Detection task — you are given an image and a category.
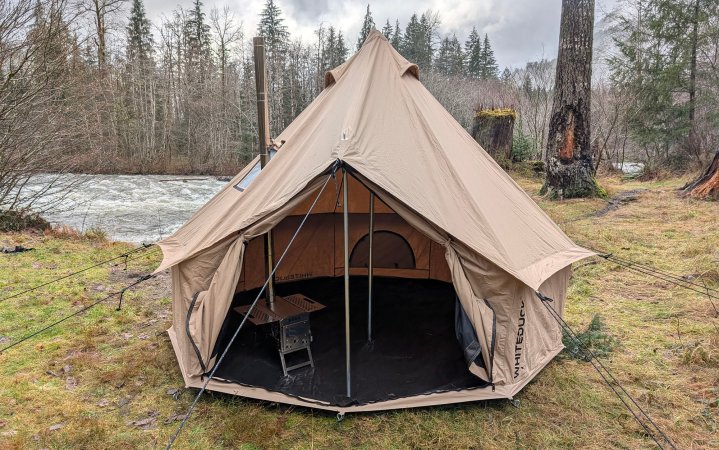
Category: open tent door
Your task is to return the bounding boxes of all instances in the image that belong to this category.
[207,170,492,406]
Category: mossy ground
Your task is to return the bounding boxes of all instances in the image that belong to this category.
[0,172,717,449]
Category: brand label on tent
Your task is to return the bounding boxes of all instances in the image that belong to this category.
[276,272,314,282]
[513,300,526,379]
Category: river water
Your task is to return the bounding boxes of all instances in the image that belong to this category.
[22,174,228,243]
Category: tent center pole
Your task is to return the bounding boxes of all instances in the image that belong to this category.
[253,36,275,309]
[343,168,351,398]
[367,192,374,343]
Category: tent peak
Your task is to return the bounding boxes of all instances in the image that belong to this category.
[324,28,419,88]
[365,28,386,43]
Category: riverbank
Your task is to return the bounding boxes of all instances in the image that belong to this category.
[0,172,717,448]
[69,153,250,177]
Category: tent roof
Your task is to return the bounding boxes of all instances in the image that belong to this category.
[157,29,593,289]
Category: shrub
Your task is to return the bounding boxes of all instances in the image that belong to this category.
[562,314,617,361]
[512,130,536,162]
[44,225,108,242]
[0,210,51,232]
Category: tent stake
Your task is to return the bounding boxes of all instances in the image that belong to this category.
[253,36,275,309]
[367,192,374,342]
[343,168,351,398]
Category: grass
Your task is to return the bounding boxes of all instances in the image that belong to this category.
[0,171,718,449]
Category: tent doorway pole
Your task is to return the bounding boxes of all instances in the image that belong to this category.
[367,192,375,343]
[253,36,275,309]
[343,167,352,398]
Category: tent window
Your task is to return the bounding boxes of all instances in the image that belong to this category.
[350,231,415,269]
[234,149,277,192]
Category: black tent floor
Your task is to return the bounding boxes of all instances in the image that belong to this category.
[212,277,488,406]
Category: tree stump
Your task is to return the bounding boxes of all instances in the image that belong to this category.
[682,151,719,199]
[470,109,515,164]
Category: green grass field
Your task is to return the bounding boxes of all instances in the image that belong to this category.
[0,171,717,449]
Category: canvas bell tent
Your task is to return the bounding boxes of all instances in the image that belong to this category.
[157,30,594,413]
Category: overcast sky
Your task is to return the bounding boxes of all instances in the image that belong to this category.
[144,0,619,69]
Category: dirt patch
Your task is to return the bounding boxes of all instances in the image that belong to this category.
[593,189,646,217]
[560,189,647,225]
[109,268,170,297]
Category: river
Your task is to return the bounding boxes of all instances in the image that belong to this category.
[22,174,228,243]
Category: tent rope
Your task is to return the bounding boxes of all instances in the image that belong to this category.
[596,254,719,315]
[0,274,154,354]
[165,169,336,449]
[573,241,719,296]
[0,243,155,304]
[535,292,677,450]
[599,253,719,295]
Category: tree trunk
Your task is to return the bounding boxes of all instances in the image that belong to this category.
[688,0,699,125]
[92,0,107,73]
[682,151,719,200]
[542,0,602,199]
[471,108,515,164]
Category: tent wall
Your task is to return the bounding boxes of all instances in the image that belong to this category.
[235,177,452,293]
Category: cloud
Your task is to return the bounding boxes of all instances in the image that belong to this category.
[283,0,332,22]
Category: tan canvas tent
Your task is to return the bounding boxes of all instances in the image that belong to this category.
[158,30,594,412]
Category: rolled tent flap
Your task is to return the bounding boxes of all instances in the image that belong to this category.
[185,237,246,377]
[446,245,496,382]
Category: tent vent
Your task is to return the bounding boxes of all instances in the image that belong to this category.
[234,149,277,192]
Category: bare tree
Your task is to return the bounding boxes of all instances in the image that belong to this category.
[519,58,555,159]
[210,6,242,89]
[0,0,84,215]
[77,0,126,73]
[591,79,629,171]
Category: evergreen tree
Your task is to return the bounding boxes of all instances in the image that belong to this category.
[609,0,712,160]
[400,12,437,71]
[465,26,481,78]
[28,1,74,78]
[336,31,348,63]
[257,0,291,134]
[419,11,440,68]
[126,0,153,63]
[356,4,375,49]
[390,19,402,48]
[381,19,393,39]
[324,26,347,69]
[435,34,463,76]
[400,14,421,61]
[436,36,451,74]
[324,26,337,71]
[501,67,512,82]
[185,0,211,74]
[479,34,498,79]
[449,34,464,75]
[258,0,289,57]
